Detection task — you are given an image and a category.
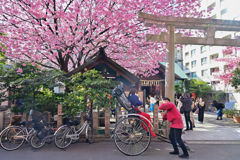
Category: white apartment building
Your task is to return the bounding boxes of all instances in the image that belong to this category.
[182,0,240,92]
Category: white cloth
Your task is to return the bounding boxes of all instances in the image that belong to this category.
[150,97,156,104]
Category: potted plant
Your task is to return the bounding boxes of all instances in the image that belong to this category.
[222,108,235,118]
[233,110,240,123]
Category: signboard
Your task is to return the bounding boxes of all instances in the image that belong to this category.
[225,102,235,110]
[57,104,63,128]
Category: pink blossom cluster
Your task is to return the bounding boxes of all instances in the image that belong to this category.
[0,0,207,77]
[214,47,240,84]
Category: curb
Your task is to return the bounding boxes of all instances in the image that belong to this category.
[184,140,240,145]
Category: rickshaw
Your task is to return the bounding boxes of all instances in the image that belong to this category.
[112,84,194,156]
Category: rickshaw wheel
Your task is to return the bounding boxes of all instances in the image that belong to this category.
[114,116,151,156]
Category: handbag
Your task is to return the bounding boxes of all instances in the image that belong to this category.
[192,105,197,112]
[194,108,199,114]
[180,106,184,114]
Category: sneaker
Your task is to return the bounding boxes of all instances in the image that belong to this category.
[178,154,189,159]
[169,151,179,155]
[184,129,189,131]
[189,129,193,131]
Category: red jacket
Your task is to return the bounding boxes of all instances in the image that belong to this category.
[159,102,184,129]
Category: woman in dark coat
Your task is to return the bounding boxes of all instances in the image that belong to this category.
[197,97,205,123]
[212,100,224,120]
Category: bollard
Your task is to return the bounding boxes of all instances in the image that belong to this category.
[0,112,5,131]
[153,104,159,133]
[105,107,110,136]
[93,112,98,135]
[57,104,63,128]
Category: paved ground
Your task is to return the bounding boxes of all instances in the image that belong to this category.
[146,111,240,143]
[0,141,240,160]
[182,112,240,142]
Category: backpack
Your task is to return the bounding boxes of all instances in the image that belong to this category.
[220,103,225,108]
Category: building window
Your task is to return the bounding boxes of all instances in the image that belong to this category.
[211,54,219,59]
[201,57,207,66]
[185,63,189,70]
[210,67,219,75]
[202,69,207,76]
[191,60,196,68]
[207,2,216,10]
[211,14,217,19]
[201,46,207,54]
[192,72,197,78]
[185,52,189,59]
[191,49,196,57]
[222,34,231,39]
[221,8,228,15]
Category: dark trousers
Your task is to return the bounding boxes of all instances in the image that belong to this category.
[184,111,192,130]
[198,107,205,122]
[217,108,223,117]
[169,128,189,156]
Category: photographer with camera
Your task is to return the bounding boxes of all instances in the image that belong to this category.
[195,97,205,123]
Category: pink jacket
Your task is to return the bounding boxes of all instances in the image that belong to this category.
[159,102,184,129]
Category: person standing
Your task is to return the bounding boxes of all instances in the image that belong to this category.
[159,98,189,159]
[196,97,205,123]
[180,93,193,131]
[149,94,156,112]
[190,99,195,127]
[211,100,224,120]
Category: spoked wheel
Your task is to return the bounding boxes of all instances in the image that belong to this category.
[30,133,45,149]
[86,123,94,144]
[54,126,73,149]
[114,117,151,156]
[0,126,26,151]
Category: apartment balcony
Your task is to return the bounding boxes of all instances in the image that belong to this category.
[210,59,218,64]
[175,56,183,62]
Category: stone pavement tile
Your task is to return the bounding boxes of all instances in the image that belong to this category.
[182,120,240,141]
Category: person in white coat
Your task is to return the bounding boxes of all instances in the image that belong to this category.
[149,94,156,112]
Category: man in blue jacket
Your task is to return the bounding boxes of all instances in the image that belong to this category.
[180,93,193,131]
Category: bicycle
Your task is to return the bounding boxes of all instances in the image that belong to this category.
[29,110,55,149]
[0,118,34,151]
[54,111,94,149]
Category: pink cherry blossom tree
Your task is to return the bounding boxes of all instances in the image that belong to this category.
[0,0,207,76]
[214,47,240,84]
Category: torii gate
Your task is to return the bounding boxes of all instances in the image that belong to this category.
[139,11,240,134]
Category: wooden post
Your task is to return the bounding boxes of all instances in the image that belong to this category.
[48,112,51,122]
[22,112,28,121]
[143,89,146,112]
[165,24,175,136]
[153,104,159,133]
[0,112,4,131]
[57,104,63,128]
[10,112,15,122]
[105,107,110,136]
[93,112,98,135]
